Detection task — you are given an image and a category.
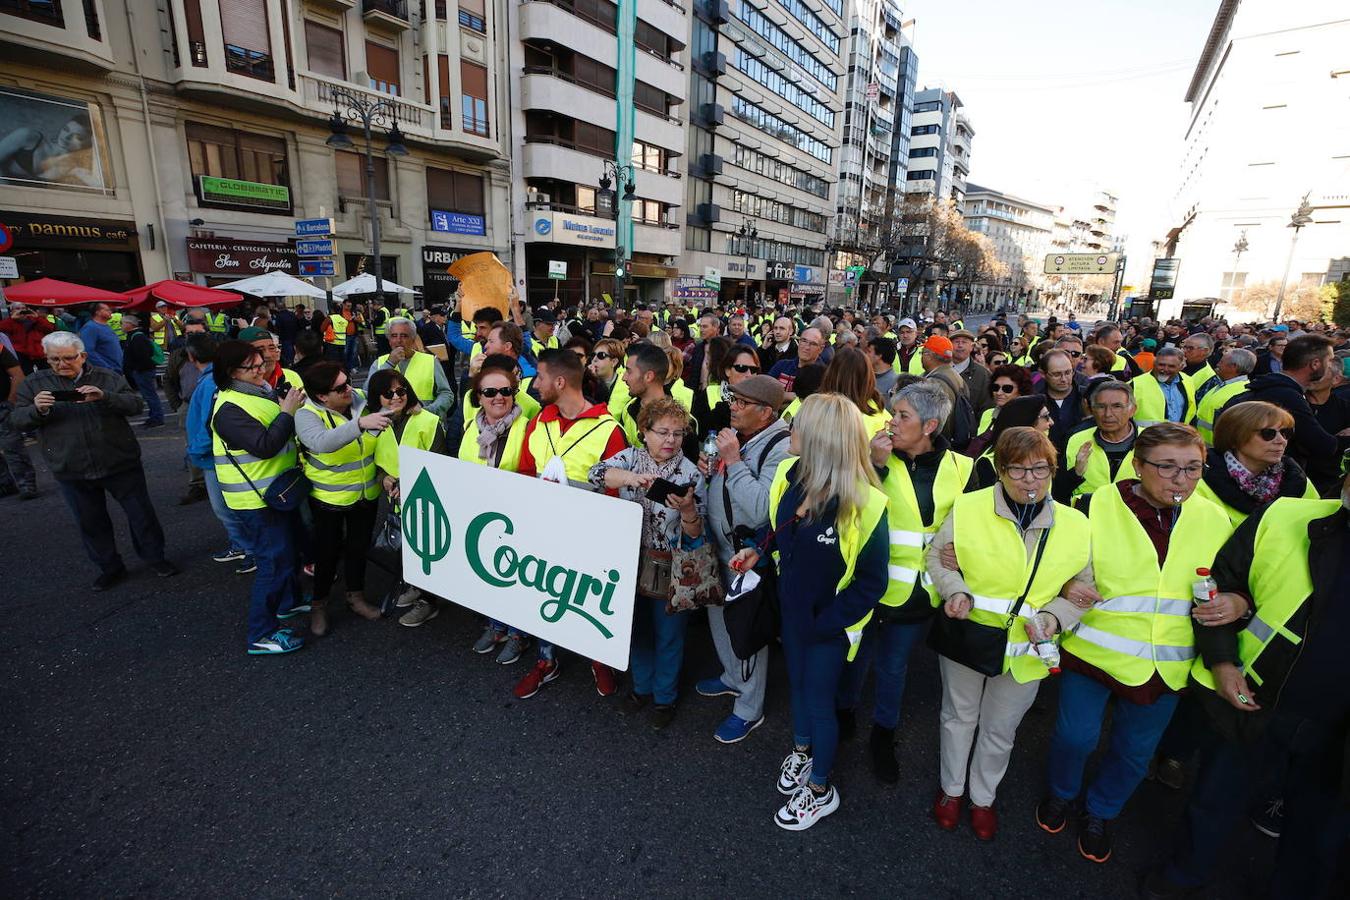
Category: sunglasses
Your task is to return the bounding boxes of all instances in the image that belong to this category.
[730,363,760,374]
[478,386,512,399]
[592,352,614,361]
[1256,427,1294,442]
[1065,350,1082,358]
[329,381,351,393]
[381,388,408,399]
[992,383,1018,394]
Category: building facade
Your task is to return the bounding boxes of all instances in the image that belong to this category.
[1,0,511,303]
[1161,0,1350,320]
[903,85,970,211]
[680,0,848,309]
[962,182,1054,309]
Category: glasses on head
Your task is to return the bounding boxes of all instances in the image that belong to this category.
[1256,427,1294,442]
[1004,463,1052,480]
[381,388,408,400]
[649,428,686,441]
[329,380,351,393]
[730,363,760,374]
[1138,458,1205,480]
[992,383,1018,394]
[478,386,512,399]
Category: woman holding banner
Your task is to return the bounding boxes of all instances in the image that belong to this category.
[730,394,889,832]
[590,397,706,728]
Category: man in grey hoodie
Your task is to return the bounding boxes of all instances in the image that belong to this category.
[697,374,792,744]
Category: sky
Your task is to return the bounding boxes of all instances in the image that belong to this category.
[904,0,1221,281]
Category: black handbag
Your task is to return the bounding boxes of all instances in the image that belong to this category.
[220,447,310,512]
[723,564,780,660]
[927,528,1050,678]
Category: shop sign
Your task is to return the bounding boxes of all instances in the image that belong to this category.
[673,275,718,301]
[527,212,616,248]
[186,237,297,275]
[199,176,291,209]
[422,245,479,298]
[765,260,795,281]
[703,267,721,288]
[431,210,486,236]
[794,265,815,284]
[0,211,138,249]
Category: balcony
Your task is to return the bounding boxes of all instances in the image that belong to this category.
[634,221,682,256]
[0,0,115,69]
[363,0,410,29]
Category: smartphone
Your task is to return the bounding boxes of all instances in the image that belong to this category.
[52,390,84,402]
[646,478,691,505]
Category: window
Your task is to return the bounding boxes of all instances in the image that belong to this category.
[457,0,484,32]
[335,149,390,201]
[735,49,835,127]
[183,0,207,66]
[1219,271,1246,302]
[220,0,273,80]
[906,169,935,180]
[304,21,345,79]
[732,95,832,163]
[2,0,65,28]
[574,120,614,156]
[778,0,838,53]
[634,81,669,117]
[634,19,675,61]
[461,61,489,136]
[427,167,484,215]
[631,140,664,174]
[914,100,941,113]
[634,200,666,225]
[909,146,937,158]
[910,123,938,135]
[738,6,837,91]
[576,185,596,213]
[366,41,400,95]
[573,55,616,96]
[436,54,451,126]
[185,122,291,211]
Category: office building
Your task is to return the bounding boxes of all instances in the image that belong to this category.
[1158,0,1350,320]
[903,85,970,210]
[962,182,1054,309]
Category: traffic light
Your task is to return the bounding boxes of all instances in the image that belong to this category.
[615,261,627,279]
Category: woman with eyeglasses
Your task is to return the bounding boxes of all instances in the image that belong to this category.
[729,394,888,831]
[977,364,1034,436]
[295,362,391,635]
[692,342,760,439]
[589,397,706,728]
[1193,400,1316,527]
[588,337,628,412]
[370,367,449,627]
[460,358,536,662]
[966,395,1053,491]
[209,340,309,656]
[1039,423,1234,865]
[926,427,1091,841]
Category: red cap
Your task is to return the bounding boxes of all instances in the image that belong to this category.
[923,335,954,359]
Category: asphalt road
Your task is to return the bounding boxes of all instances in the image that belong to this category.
[1,420,1275,898]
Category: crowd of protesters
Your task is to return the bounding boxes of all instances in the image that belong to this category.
[2,289,1347,894]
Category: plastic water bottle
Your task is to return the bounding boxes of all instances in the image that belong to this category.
[702,433,720,472]
[1192,567,1217,604]
[1033,639,1061,675]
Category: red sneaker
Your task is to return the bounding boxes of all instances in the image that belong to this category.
[970,804,998,841]
[513,658,560,699]
[932,790,963,831]
[591,661,617,697]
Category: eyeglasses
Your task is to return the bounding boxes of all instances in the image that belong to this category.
[798,338,823,348]
[45,354,83,365]
[238,360,267,372]
[1064,350,1082,358]
[478,386,512,399]
[329,381,351,393]
[730,363,760,374]
[1004,463,1052,479]
[1091,402,1130,413]
[729,397,767,409]
[992,383,1018,394]
[1138,458,1205,479]
[381,388,408,399]
[649,428,687,441]
[1256,427,1294,442]
[591,352,614,361]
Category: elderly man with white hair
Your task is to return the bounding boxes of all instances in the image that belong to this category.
[11,332,178,591]
[365,316,454,417]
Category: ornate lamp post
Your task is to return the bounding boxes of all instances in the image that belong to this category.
[1272,196,1314,322]
[738,217,758,308]
[598,159,636,303]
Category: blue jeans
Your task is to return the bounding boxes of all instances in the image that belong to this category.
[836,618,927,729]
[1164,710,1350,898]
[235,506,303,644]
[781,624,850,787]
[629,593,689,705]
[1046,669,1179,818]
[202,465,251,555]
[130,369,164,423]
[344,339,359,372]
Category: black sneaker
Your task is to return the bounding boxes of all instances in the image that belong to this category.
[1250,796,1283,838]
[150,561,180,578]
[92,567,128,592]
[836,707,856,741]
[623,692,651,715]
[870,725,899,785]
[651,704,676,730]
[1078,814,1112,863]
[1035,793,1071,834]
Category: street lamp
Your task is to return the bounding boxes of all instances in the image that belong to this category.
[738,217,758,307]
[1230,230,1249,304]
[1272,194,1315,322]
[598,159,635,302]
[326,89,409,307]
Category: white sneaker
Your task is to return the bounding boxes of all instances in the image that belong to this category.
[775,783,839,832]
[776,750,813,795]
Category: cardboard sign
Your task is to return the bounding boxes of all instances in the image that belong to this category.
[399,449,641,669]
[450,252,511,322]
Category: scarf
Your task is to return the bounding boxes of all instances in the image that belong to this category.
[475,405,523,466]
[229,379,275,399]
[631,449,688,551]
[1224,451,1284,504]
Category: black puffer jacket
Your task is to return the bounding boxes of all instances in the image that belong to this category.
[10,364,144,481]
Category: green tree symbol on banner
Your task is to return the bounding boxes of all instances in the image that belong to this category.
[403,468,451,575]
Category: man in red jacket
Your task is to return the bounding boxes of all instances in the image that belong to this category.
[0,305,55,372]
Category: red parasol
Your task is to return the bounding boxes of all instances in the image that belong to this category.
[122,280,244,311]
[1,277,130,307]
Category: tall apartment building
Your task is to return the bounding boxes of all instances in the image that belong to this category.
[903,85,970,210]
[1161,0,1350,320]
[830,0,915,306]
[962,182,1054,308]
[1,0,512,302]
[680,0,848,307]
[509,0,689,305]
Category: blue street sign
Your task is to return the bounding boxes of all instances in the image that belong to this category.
[295,238,334,257]
[431,209,486,236]
[298,259,335,277]
[295,218,334,237]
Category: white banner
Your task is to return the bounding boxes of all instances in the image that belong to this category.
[398,448,642,669]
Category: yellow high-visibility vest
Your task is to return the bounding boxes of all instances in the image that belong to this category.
[299,399,379,506]
[878,449,972,609]
[328,314,348,347]
[211,390,298,511]
[374,409,442,479]
[526,410,620,489]
[459,410,529,472]
[1133,373,1196,428]
[1065,426,1136,499]
[1195,378,1248,445]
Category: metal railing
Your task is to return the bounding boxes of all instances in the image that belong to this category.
[363,0,408,19]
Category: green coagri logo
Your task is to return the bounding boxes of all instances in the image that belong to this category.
[402,468,620,638]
